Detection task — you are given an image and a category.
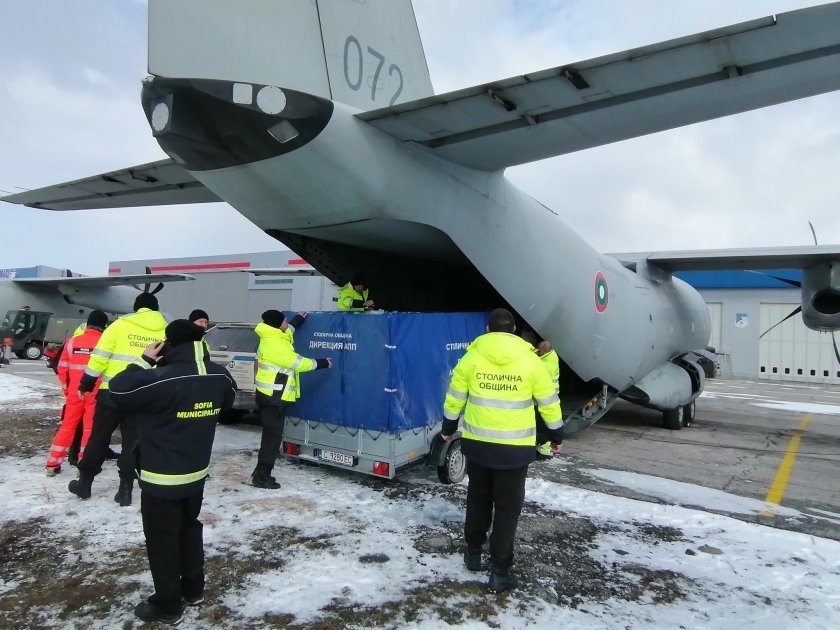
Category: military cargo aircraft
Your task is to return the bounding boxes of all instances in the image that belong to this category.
[0,269,193,358]
[4,1,840,432]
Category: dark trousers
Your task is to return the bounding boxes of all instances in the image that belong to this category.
[257,403,288,469]
[464,461,528,572]
[141,490,205,613]
[77,391,137,479]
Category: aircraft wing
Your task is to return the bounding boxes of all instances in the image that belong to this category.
[617,245,840,272]
[9,273,194,287]
[358,3,840,171]
[0,159,220,210]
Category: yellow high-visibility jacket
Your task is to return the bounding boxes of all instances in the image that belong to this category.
[254,322,320,404]
[82,308,167,390]
[540,348,560,395]
[337,283,369,312]
[443,332,562,467]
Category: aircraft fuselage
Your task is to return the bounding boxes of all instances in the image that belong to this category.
[143,77,710,394]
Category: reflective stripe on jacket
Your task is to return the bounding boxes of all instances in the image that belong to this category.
[108,341,237,499]
[337,283,368,312]
[254,322,317,404]
[83,308,166,389]
[540,348,561,395]
[443,332,563,451]
[57,328,103,393]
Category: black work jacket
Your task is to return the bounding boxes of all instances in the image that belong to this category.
[108,341,236,498]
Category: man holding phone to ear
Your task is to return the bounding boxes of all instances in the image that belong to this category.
[69,292,167,507]
[108,319,236,624]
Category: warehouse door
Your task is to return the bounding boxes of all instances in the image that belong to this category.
[706,302,722,352]
[758,303,840,384]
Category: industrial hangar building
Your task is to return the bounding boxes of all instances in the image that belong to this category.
[109,252,838,385]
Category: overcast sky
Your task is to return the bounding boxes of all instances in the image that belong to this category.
[1,0,839,275]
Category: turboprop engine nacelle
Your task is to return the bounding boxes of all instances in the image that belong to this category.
[801,261,840,331]
[58,284,136,315]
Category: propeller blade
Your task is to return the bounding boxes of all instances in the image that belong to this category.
[761,274,801,288]
[746,270,801,288]
[144,266,152,293]
[151,282,165,295]
[808,221,818,246]
[759,306,802,339]
[833,331,840,365]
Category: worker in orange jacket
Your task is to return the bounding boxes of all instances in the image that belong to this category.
[45,311,109,476]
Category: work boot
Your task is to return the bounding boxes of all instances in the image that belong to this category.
[68,473,94,500]
[134,601,183,625]
[464,547,482,572]
[45,465,61,477]
[114,477,134,507]
[251,464,281,489]
[487,569,517,594]
[182,593,204,606]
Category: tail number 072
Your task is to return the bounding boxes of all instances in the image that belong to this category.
[343,36,403,106]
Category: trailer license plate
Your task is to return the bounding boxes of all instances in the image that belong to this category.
[318,449,353,467]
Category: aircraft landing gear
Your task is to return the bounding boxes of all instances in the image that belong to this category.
[662,406,684,430]
[682,399,696,427]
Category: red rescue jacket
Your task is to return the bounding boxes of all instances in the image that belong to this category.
[57,328,104,394]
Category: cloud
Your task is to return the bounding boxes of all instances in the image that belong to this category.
[2,0,840,276]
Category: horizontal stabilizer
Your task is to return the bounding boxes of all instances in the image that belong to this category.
[10,273,194,288]
[359,2,840,170]
[1,159,220,211]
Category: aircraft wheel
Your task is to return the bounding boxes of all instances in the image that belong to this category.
[662,406,683,431]
[682,400,696,427]
[437,438,466,484]
[23,343,43,360]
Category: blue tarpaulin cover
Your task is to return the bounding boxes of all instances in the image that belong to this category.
[288,312,486,432]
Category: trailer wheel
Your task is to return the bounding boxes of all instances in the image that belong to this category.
[437,439,466,484]
[23,343,43,360]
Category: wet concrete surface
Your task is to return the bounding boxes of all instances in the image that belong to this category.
[550,377,840,540]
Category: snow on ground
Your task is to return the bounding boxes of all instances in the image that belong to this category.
[699,389,840,415]
[2,373,840,628]
[0,371,58,409]
[751,400,840,415]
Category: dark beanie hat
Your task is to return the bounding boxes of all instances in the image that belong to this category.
[134,292,159,312]
[189,309,209,322]
[262,309,286,328]
[86,310,108,329]
[165,319,205,347]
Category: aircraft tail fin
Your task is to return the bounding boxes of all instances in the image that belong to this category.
[148,0,434,111]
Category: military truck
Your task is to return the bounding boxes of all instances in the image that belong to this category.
[0,309,87,360]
